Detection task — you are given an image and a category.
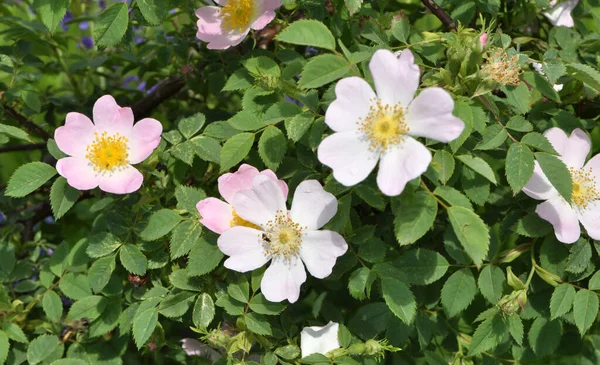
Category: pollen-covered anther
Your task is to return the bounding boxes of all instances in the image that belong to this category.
[357,98,409,152]
[570,167,599,209]
[220,0,255,32]
[261,211,305,259]
[481,48,522,86]
[85,131,129,174]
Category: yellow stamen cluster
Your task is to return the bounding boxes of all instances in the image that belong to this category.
[260,210,305,259]
[481,48,522,86]
[220,0,255,32]
[570,167,599,210]
[358,99,409,152]
[85,131,129,173]
[230,209,261,230]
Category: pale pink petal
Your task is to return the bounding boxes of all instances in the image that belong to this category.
[261,256,306,303]
[317,131,379,187]
[290,180,337,230]
[195,6,247,49]
[128,118,162,164]
[523,161,560,201]
[300,322,340,357]
[251,1,278,31]
[98,165,143,194]
[369,49,420,107]
[218,164,261,204]
[205,31,247,50]
[376,137,431,196]
[232,175,286,227]
[544,128,590,169]
[299,230,347,279]
[325,77,376,133]
[54,112,95,158]
[56,157,101,190]
[92,95,134,136]
[259,169,289,199]
[578,201,600,241]
[536,198,580,244]
[217,226,269,272]
[405,87,465,142]
[197,198,234,234]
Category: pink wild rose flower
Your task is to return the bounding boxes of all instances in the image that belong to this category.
[54,95,162,194]
[196,164,288,234]
[195,0,282,50]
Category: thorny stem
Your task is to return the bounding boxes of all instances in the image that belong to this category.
[0,143,46,153]
[420,0,457,31]
[421,179,449,209]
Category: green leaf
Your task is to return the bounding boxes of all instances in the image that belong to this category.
[222,69,254,92]
[506,143,535,194]
[34,0,70,33]
[249,293,286,315]
[506,115,533,132]
[345,0,363,16]
[215,295,245,316]
[393,191,438,245]
[0,123,32,142]
[139,209,182,241]
[565,238,591,274]
[394,249,449,285]
[299,54,351,89]
[550,283,576,320]
[136,0,167,25]
[348,267,371,300]
[88,255,115,293]
[514,212,553,237]
[187,238,224,277]
[42,290,63,321]
[159,291,196,318]
[245,312,272,335]
[59,273,92,300]
[0,331,8,365]
[242,56,280,78]
[588,271,600,290]
[431,150,455,184]
[507,314,524,346]
[381,278,416,324]
[468,315,506,355]
[67,295,107,321]
[27,335,63,365]
[227,279,250,304]
[170,140,196,165]
[191,136,221,163]
[573,289,599,335]
[433,186,472,210]
[133,307,158,349]
[475,124,507,150]
[50,358,89,365]
[355,184,386,211]
[478,265,505,304]
[391,17,410,43]
[50,177,79,220]
[447,206,490,266]
[170,220,202,259]
[6,162,57,197]
[220,132,255,172]
[93,3,129,48]
[285,112,314,142]
[2,322,27,343]
[259,126,287,171]
[175,185,206,216]
[441,268,477,317]
[522,132,557,154]
[192,293,215,329]
[457,155,497,184]
[86,232,122,258]
[88,300,121,338]
[528,317,562,357]
[566,63,600,92]
[228,110,268,132]
[119,244,147,275]
[275,20,336,50]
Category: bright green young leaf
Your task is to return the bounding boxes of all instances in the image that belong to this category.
[457,155,497,184]
[170,220,202,259]
[34,0,70,33]
[245,312,272,336]
[136,0,167,25]
[6,162,57,198]
[299,54,351,89]
[220,132,255,172]
[193,293,215,329]
[133,307,158,349]
[27,335,63,365]
[275,20,336,50]
[139,209,182,241]
[42,290,63,322]
[259,126,287,171]
[50,177,79,220]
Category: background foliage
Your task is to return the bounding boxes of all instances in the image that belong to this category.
[2,0,600,364]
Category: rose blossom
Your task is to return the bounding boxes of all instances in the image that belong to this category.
[300,321,340,358]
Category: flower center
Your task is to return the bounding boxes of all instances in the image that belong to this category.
[220,0,255,32]
[358,99,408,152]
[85,132,129,173]
[481,48,522,86]
[261,211,305,259]
[570,167,599,209]
[230,209,261,230]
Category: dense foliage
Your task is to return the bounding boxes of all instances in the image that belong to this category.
[2,0,600,364]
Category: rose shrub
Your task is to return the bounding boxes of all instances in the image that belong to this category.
[1,0,600,364]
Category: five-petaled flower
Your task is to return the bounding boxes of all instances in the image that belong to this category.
[300,321,340,358]
[196,164,288,234]
[195,0,281,50]
[54,95,162,194]
[523,128,600,244]
[544,0,579,28]
[317,49,464,196]
[217,176,348,303]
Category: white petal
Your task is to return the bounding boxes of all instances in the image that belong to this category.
[260,256,306,303]
[299,230,347,279]
[325,77,376,133]
[523,161,560,200]
[578,201,600,241]
[217,226,269,272]
[536,198,580,244]
[369,49,420,107]
[317,131,379,187]
[290,180,337,230]
[376,137,432,196]
[584,154,600,183]
[543,0,578,27]
[300,321,340,357]
[180,338,221,361]
[544,128,590,169]
[405,87,465,142]
[232,175,286,227]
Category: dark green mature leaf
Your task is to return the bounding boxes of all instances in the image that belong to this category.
[457,155,497,184]
[348,267,371,300]
[507,314,523,346]
[6,162,57,198]
[249,293,286,315]
[67,295,107,321]
[88,255,115,293]
[193,293,215,329]
[566,63,600,92]
[86,232,122,258]
[478,265,505,303]
[528,318,562,356]
[276,20,336,50]
[393,191,437,245]
[119,244,147,275]
[175,186,206,217]
[139,209,182,241]
[573,289,599,335]
[475,124,507,150]
[381,278,416,324]
[42,290,62,322]
[565,239,592,274]
[50,177,79,219]
[94,3,129,47]
[220,132,255,172]
[391,17,410,43]
[447,206,490,266]
[588,271,600,290]
[136,0,167,25]
[159,292,196,318]
[506,115,533,132]
[506,143,535,194]
[187,238,224,277]
[441,269,477,317]
[433,186,472,210]
[535,157,572,200]
[259,126,287,171]
[59,273,92,300]
[2,322,27,343]
[522,132,557,154]
[245,312,272,335]
[27,335,63,365]
[133,307,158,349]
[299,54,351,89]
[170,220,202,259]
[431,150,455,184]
[285,112,314,142]
[394,249,449,285]
[468,315,507,355]
[550,283,576,320]
[34,0,70,33]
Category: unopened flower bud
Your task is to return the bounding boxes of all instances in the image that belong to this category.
[506,267,526,290]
